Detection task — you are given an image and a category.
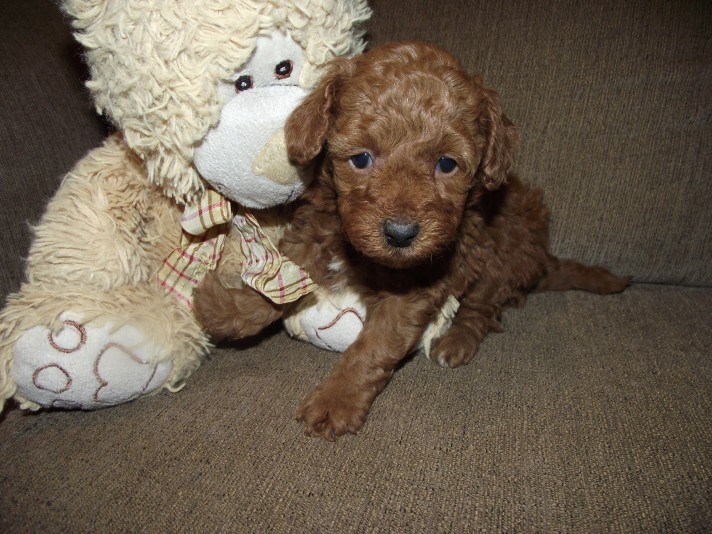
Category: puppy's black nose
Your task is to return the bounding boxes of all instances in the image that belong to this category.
[383,219,420,248]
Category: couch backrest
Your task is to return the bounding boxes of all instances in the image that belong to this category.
[0,0,107,301]
[0,0,710,304]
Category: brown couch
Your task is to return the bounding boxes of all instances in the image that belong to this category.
[1,0,710,531]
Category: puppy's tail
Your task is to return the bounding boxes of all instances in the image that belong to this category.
[538,255,631,294]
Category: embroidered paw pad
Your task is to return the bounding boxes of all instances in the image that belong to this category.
[11,314,172,409]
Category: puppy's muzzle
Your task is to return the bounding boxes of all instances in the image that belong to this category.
[383,219,420,248]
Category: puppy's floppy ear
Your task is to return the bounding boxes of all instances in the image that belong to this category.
[286,57,354,167]
[477,82,519,190]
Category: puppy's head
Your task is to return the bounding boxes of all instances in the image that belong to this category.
[286,41,517,269]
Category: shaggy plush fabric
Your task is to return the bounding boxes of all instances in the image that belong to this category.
[0,0,371,412]
[63,0,371,202]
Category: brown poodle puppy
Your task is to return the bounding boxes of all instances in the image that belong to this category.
[195,41,629,440]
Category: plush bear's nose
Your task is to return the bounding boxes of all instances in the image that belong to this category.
[253,129,303,186]
[383,219,420,248]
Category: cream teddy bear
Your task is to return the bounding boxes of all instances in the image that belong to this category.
[0,0,370,411]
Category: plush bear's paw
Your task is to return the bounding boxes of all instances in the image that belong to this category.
[296,302,366,352]
[283,289,366,352]
[11,314,172,409]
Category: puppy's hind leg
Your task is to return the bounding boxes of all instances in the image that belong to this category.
[193,270,282,341]
[537,255,631,295]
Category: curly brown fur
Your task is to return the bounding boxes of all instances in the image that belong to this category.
[282,41,629,440]
[194,271,282,341]
[195,41,630,440]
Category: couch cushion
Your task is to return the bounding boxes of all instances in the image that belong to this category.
[0,286,709,530]
[368,0,712,286]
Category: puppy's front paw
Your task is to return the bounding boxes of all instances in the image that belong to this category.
[429,329,479,368]
[296,382,369,440]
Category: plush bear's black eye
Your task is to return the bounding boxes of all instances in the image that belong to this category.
[275,60,293,80]
[436,156,458,174]
[235,75,253,92]
[350,152,373,170]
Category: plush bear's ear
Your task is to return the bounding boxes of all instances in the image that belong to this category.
[476,81,519,190]
[61,0,110,28]
[286,58,354,167]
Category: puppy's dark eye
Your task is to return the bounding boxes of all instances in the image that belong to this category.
[235,75,253,92]
[350,152,373,170]
[275,60,293,80]
[436,156,458,174]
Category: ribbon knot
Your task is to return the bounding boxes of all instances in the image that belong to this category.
[234,213,317,305]
[158,189,316,308]
[157,190,232,308]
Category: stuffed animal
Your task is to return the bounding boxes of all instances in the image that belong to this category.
[0,0,371,412]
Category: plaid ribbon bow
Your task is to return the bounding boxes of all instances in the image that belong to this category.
[234,212,317,304]
[158,190,232,308]
[158,190,317,308]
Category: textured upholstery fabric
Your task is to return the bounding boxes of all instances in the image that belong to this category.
[0,0,709,531]
[1,288,709,531]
